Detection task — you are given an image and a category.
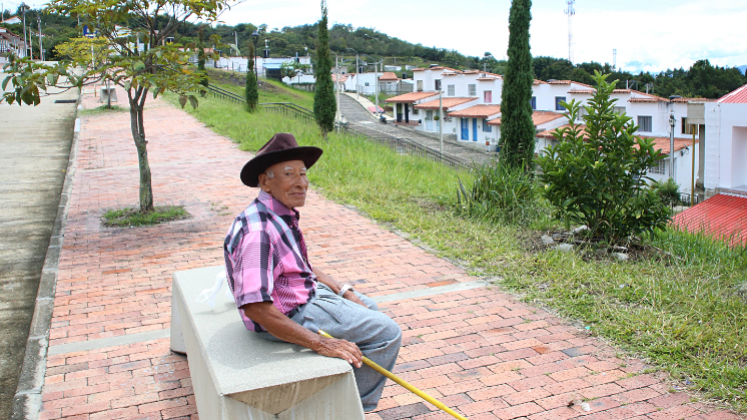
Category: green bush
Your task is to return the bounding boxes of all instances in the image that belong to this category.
[652,178,681,207]
[456,162,547,226]
[536,71,672,242]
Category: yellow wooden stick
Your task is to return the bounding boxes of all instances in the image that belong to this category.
[318,330,469,420]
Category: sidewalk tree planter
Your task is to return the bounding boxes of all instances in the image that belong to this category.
[0,0,231,213]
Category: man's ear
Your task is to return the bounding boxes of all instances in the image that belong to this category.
[258,173,270,191]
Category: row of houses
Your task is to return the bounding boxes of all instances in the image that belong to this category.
[384,66,718,194]
[0,27,28,62]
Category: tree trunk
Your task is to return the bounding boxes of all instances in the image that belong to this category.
[128,87,154,213]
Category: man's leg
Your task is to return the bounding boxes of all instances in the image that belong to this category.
[259,286,401,412]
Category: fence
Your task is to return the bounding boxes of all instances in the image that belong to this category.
[205,84,469,171]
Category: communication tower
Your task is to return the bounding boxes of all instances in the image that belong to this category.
[564,0,575,63]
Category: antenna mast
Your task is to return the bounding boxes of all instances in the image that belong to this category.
[564,0,575,63]
[613,48,617,70]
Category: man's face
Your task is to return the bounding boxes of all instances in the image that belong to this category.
[258,160,309,209]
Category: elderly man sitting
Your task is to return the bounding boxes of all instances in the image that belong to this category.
[223,133,402,412]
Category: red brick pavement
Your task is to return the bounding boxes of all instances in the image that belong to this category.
[38,87,742,419]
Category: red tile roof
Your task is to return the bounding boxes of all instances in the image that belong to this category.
[718,83,747,103]
[447,104,501,118]
[673,194,747,246]
[331,74,349,82]
[414,97,477,110]
[379,72,399,81]
[536,126,697,156]
[412,66,459,72]
[569,89,596,94]
[384,91,438,103]
[548,80,595,89]
[489,111,565,126]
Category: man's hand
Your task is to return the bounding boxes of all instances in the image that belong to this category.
[243,301,363,367]
[343,290,367,308]
[313,336,363,368]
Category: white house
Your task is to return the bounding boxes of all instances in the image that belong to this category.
[342,72,402,95]
[700,84,747,197]
[0,28,26,61]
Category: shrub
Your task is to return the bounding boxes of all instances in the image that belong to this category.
[456,162,545,226]
[536,71,672,243]
[652,178,681,207]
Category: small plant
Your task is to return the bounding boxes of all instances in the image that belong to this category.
[102,206,189,227]
[536,71,672,243]
[652,178,681,207]
[456,161,545,226]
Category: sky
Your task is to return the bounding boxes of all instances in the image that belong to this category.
[9,0,745,74]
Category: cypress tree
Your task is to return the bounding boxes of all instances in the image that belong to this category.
[499,0,535,170]
[245,43,258,112]
[197,28,208,97]
[313,0,336,138]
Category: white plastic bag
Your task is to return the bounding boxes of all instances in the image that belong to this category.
[195,270,234,307]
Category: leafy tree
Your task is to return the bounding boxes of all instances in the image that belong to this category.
[245,43,258,112]
[1,0,228,213]
[536,72,671,243]
[499,0,535,169]
[280,60,311,79]
[313,0,335,138]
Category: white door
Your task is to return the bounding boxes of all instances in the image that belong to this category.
[426,110,434,131]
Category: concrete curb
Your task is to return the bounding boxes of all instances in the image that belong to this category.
[10,95,82,420]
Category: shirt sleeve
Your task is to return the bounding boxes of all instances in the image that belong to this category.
[227,230,275,308]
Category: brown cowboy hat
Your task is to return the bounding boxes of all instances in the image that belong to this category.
[240,133,323,187]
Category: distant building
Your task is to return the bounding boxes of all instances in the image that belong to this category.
[0,27,27,61]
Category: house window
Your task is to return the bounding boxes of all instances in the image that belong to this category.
[555,96,567,111]
[435,79,441,90]
[484,90,492,103]
[638,116,653,132]
[649,160,666,175]
[681,117,696,134]
[483,118,492,132]
[412,107,419,115]
[364,82,370,86]
[447,85,455,96]
[613,106,626,115]
[468,84,476,96]
[417,80,423,91]
[531,97,537,110]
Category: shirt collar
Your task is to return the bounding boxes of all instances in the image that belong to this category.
[257,190,300,224]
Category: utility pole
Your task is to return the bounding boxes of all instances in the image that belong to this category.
[335,54,340,126]
[439,90,444,157]
[374,61,379,117]
[37,14,43,61]
[233,31,239,55]
[20,2,28,58]
[668,108,676,181]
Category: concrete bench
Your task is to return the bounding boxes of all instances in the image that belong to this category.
[170,266,365,420]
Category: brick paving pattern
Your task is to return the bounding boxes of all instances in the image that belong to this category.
[38,87,742,419]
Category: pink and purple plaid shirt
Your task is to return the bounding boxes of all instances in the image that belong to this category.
[223,190,317,332]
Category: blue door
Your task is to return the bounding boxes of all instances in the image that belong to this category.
[461,118,469,140]
[472,118,478,141]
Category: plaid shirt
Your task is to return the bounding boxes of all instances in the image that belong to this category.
[224,190,317,332]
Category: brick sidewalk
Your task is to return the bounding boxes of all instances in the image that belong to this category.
[38,88,741,420]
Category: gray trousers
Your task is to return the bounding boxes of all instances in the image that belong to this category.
[258,284,401,412]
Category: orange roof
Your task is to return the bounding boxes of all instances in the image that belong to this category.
[331,74,349,82]
[384,91,438,103]
[547,80,595,89]
[536,125,697,156]
[719,83,747,103]
[414,97,477,110]
[379,72,399,81]
[645,136,698,156]
[533,79,548,85]
[412,66,459,72]
[448,104,501,118]
[569,89,596,94]
[489,111,565,126]
[673,194,747,247]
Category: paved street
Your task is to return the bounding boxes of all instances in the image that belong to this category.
[33,86,740,420]
[339,94,495,167]
[0,79,78,419]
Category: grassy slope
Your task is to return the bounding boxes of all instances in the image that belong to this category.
[171,81,747,413]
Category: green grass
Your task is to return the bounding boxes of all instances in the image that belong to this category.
[79,104,129,116]
[101,206,189,227]
[171,89,747,414]
[205,69,315,110]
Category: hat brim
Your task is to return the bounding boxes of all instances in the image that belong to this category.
[240,146,323,187]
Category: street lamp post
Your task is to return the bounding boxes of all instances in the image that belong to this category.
[668,95,681,181]
[346,48,359,99]
[251,30,259,80]
[37,14,43,61]
[362,54,382,118]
